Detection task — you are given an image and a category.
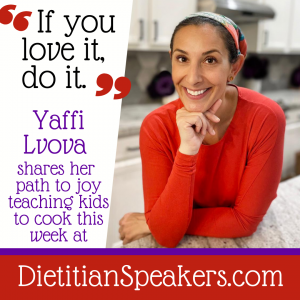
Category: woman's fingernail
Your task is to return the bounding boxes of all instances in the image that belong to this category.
[212,130,215,135]
[215,116,220,121]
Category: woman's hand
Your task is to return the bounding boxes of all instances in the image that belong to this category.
[119,212,151,245]
[176,99,223,155]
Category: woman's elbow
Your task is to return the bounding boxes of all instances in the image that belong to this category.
[235,223,259,238]
[146,212,189,248]
[154,234,182,248]
[148,221,185,248]
[232,208,262,238]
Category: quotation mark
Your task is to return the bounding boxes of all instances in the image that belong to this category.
[0,5,32,31]
[96,74,131,100]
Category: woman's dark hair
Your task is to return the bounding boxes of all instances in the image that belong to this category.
[170,16,239,64]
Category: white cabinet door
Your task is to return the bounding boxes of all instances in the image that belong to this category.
[260,0,292,53]
[128,0,149,46]
[289,0,300,52]
[282,122,300,179]
[149,0,197,47]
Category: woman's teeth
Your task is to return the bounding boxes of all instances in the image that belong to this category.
[186,88,209,96]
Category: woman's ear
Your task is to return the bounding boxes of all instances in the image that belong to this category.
[231,54,245,77]
[169,50,172,59]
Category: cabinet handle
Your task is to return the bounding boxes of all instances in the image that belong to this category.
[154,20,158,41]
[264,30,269,46]
[126,146,140,151]
[139,19,144,41]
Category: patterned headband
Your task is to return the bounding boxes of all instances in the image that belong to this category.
[184,11,247,58]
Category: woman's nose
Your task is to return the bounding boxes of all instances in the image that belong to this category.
[186,63,203,86]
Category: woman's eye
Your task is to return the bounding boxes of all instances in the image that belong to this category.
[205,57,217,64]
[177,56,187,63]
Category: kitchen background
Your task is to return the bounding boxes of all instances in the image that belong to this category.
[106,0,300,247]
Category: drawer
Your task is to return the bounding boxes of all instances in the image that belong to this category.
[115,134,140,162]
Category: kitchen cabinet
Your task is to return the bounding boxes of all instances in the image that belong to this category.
[282,122,300,179]
[149,0,197,47]
[241,0,300,54]
[259,0,292,53]
[128,0,149,47]
[289,0,300,52]
[128,0,197,51]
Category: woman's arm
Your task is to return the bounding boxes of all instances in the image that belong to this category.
[186,106,286,237]
[140,114,200,248]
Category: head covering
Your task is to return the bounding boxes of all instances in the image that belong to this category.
[184,11,247,58]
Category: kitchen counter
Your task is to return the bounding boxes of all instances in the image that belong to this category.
[262,89,300,107]
[118,103,161,137]
[262,89,300,124]
[122,175,300,248]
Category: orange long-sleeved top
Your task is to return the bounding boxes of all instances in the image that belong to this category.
[139,84,286,248]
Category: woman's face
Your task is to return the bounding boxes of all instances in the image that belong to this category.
[170,24,233,112]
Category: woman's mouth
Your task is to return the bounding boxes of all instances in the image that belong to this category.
[183,87,212,100]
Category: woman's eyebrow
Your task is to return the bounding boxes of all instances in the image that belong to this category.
[173,49,188,54]
[173,48,221,55]
[202,49,221,55]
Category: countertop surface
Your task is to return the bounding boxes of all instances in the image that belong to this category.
[122,175,300,248]
[118,103,161,137]
[262,89,300,107]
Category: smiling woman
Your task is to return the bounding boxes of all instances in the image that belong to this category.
[118,12,286,248]
[169,20,245,149]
